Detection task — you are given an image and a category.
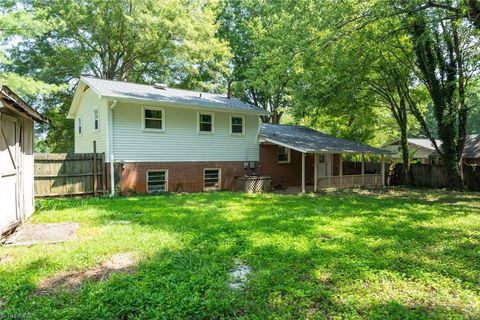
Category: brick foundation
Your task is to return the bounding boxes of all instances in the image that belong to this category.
[111,161,254,194]
[105,145,347,194]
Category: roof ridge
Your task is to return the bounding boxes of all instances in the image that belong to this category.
[82,76,229,98]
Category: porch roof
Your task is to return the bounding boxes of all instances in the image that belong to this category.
[258,124,391,154]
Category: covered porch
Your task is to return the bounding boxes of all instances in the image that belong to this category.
[258,124,391,193]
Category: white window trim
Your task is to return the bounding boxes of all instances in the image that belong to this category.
[197,111,215,134]
[203,168,221,191]
[230,114,245,135]
[142,106,165,132]
[78,116,83,136]
[278,147,291,164]
[93,108,100,132]
[146,169,169,193]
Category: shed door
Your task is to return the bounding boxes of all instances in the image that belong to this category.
[0,114,19,233]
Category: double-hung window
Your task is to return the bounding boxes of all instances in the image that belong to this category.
[147,170,168,192]
[230,115,244,135]
[204,169,221,191]
[198,112,214,133]
[278,146,291,164]
[93,109,99,131]
[142,107,165,132]
[78,117,82,135]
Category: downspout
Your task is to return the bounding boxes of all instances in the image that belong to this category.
[109,100,118,197]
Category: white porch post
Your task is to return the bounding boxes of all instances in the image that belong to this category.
[314,153,318,192]
[361,153,365,185]
[339,153,343,187]
[381,154,386,187]
[302,152,306,194]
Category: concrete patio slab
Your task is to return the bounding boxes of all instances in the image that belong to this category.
[3,223,80,246]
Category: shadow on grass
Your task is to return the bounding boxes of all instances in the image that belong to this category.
[3,190,480,319]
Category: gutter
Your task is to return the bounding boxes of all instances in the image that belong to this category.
[109,100,117,197]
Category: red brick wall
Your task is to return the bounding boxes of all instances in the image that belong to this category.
[257,144,315,187]
[104,144,351,194]
[109,161,253,194]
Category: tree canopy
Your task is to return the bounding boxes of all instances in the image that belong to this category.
[1,0,479,188]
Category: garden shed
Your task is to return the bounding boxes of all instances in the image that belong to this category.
[0,85,48,236]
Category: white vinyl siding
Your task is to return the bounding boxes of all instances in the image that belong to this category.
[112,102,260,162]
[74,88,108,153]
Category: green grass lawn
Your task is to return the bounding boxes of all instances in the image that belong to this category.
[1,189,480,319]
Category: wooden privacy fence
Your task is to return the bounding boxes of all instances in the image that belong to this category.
[34,152,106,197]
[390,163,480,191]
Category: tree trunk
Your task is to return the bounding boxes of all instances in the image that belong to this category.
[441,139,464,189]
[399,126,411,185]
[409,14,466,190]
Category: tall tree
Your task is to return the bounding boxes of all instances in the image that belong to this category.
[0,3,65,98]
[404,8,478,188]
[2,0,231,151]
[218,0,299,123]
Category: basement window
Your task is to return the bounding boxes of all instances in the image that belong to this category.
[278,146,291,164]
[142,106,165,132]
[204,169,221,191]
[147,170,168,193]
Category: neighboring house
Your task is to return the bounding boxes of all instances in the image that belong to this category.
[463,135,480,164]
[0,85,49,236]
[383,138,442,164]
[68,77,390,194]
[383,136,480,165]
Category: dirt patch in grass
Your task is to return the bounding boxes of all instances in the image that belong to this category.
[36,252,137,294]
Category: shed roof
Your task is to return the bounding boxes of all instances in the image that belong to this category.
[0,85,49,123]
[68,77,269,118]
[258,124,391,154]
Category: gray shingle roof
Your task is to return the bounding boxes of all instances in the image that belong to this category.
[462,135,480,159]
[259,124,391,154]
[406,138,441,150]
[81,77,268,115]
[403,135,480,159]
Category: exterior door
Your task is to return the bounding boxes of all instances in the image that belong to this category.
[0,114,19,233]
[317,153,332,177]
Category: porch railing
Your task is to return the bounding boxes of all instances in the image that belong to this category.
[316,174,383,189]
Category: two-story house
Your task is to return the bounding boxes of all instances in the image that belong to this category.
[68,77,391,194]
